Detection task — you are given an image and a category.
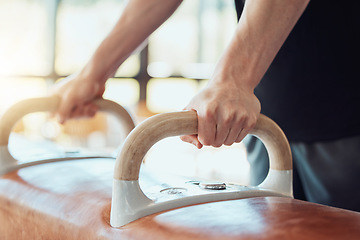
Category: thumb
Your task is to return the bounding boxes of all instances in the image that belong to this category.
[180,134,203,149]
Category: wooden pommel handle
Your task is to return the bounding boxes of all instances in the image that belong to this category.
[0,96,135,146]
[114,111,292,181]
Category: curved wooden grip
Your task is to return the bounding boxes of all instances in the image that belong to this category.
[114,111,292,181]
[0,96,135,146]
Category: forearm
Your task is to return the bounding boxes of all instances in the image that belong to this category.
[82,0,182,82]
[213,0,309,90]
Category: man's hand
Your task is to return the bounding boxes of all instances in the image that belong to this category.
[52,73,106,124]
[181,0,309,148]
[51,0,183,124]
[181,81,260,149]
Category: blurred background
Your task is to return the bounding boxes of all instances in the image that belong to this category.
[0,0,250,184]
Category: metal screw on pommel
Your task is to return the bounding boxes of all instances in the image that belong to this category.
[199,182,227,190]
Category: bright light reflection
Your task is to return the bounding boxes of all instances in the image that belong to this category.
[0,78,47,112]
[147,78,198,113]
[144,137,250,185]
[0,1,50,76]
[103,78,139,108]
[147,62,174,78]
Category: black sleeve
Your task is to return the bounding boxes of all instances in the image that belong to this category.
[234,0,244,21]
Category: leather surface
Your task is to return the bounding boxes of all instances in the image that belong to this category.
[0,159,359,239]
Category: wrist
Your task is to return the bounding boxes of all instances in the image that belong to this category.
[80,59,109,85]
[210,57,258,93]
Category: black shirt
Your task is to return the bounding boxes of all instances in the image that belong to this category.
[235,0,360,142]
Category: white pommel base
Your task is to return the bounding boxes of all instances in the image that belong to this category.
[110,170,294,228]
[109,112,293,228]
[110,180,153,228]
[258,169,293,197]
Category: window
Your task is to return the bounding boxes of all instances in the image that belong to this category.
[0,0,51,76]
[0,0,249,184]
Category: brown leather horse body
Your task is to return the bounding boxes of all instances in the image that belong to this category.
[0,158,359,240]
[0,97,359,239]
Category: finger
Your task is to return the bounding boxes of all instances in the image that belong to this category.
[70,103,98,119]
[197,111,216,147]
[180,135,203,149]
[224,126,243,146]
[235,128,248,143]
[224,113,246,146]
[56,94,75,124]
[213,124,230,147]
[69,106,83,119]
[235,115,257,143]
[83,103,98,118]
[213,108,239,147]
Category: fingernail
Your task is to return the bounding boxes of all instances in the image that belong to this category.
[192,141,201,149]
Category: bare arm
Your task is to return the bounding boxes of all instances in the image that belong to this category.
[54,0,182,123]
[87,0,182,82]
[182,0,310,148]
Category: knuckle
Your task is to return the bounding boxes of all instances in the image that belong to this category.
[204,106,216,119]
[237,112,247,123]
[223,112,235,126]
[247,114,258,129]
[247,121,256,130]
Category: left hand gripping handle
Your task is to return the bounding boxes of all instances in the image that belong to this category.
[0,96,135,174]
